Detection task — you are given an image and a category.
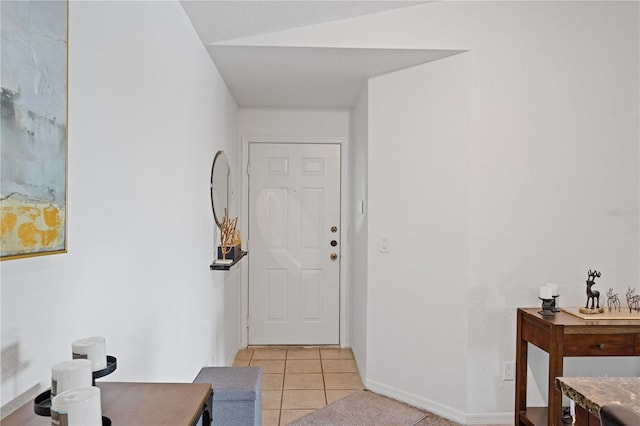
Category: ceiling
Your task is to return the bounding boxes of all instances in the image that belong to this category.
[206,45,461,108]
[180,1,458,108]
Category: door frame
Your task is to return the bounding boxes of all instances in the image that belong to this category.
[240,136,350,348]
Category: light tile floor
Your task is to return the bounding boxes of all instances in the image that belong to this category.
[233,347,364,426]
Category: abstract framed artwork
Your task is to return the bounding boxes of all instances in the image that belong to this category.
[1,0,68,260]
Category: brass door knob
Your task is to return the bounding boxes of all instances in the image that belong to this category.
[330,253,338,261]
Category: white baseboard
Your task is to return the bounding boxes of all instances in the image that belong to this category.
[365,378,467,424]
[364,378,514,425]
[0,382,45,420]
[465,412,514,425]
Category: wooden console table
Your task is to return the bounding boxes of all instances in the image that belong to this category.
[2,382,212,426]
[515,308,640,426]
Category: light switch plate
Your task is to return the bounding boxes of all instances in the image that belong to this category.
[379,235,389,253]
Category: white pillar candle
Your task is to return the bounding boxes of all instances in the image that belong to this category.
[547,283,559,296]
[72,337,107,372]
[51,359,92,397]
[51,386,102,426]
[539,286,552,299]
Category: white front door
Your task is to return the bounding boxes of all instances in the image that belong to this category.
[248,143,341,345]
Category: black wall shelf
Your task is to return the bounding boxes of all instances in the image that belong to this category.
[209,251,247,270]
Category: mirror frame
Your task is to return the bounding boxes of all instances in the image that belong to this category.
[210,150,230,228]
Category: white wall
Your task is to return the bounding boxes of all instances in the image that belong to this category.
[460,2,640,416]
[349,85,369,379]
[1,0,240,410]
[228,1,640,422]
[238,108,350,138]
[367,53,471,419]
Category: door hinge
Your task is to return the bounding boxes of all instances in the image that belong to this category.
[246,163,250,175]
[246,316,250,328]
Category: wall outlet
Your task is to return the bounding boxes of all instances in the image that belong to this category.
[503,362,515,381]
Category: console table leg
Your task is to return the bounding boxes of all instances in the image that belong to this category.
[548,330,564,426]
[515,310,527,425]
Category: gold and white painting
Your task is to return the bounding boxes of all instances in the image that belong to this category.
[1,0,68,260]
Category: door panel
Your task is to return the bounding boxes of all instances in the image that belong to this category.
[248,143,340,345]
[267,269,287,321]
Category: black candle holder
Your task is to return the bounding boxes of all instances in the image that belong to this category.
[551,295,560,312]
[539,297,555,316]
[34,355,117,417]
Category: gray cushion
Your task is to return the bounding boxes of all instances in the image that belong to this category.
[194,367,262,401]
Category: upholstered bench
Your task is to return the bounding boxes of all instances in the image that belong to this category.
[193,367,263,426]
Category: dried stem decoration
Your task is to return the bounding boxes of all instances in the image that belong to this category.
[219,208,238,261]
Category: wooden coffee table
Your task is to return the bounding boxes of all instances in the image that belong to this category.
[2,382,212,426]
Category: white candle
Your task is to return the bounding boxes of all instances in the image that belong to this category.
[539,286,552,299]
[51,359,92,397]
[51,386,102,426]
[72,337,107,372]
[547,283,559,296]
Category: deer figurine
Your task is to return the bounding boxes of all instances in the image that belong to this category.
[626,288,640,313]
[606,288,621,312]
[585,269,601,309]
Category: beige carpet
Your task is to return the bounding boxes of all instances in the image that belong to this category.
[289,390,460,426]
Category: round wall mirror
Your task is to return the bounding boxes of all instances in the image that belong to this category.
[210,151,230,227]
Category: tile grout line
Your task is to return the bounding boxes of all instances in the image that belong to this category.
[278,349,289,425]
[319,348,328,406]
[318,349,327,411]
